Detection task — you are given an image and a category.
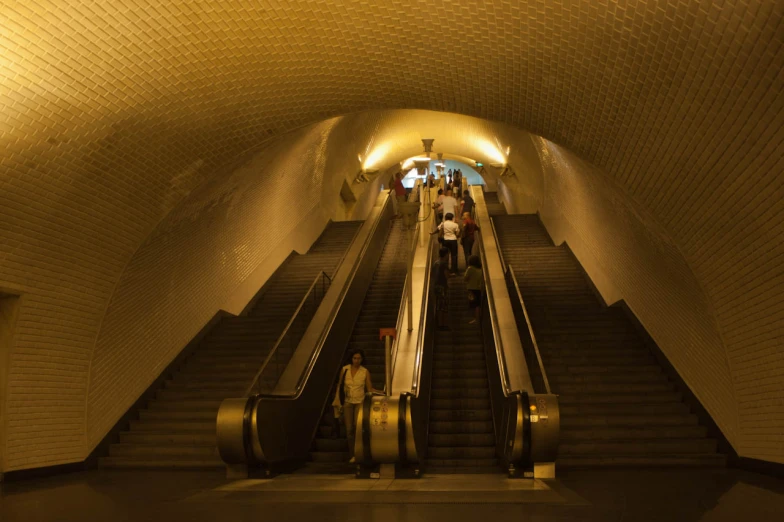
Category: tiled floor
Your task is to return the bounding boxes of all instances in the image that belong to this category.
[1,468,783,522]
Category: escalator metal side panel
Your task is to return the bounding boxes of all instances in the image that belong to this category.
[254,199,394,464]
[470,187,534,394]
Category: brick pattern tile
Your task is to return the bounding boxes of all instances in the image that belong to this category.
[0,1,781,469]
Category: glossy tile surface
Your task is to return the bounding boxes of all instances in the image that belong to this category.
[2,468,783,522]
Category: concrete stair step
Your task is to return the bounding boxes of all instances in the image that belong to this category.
[548,372,668,384]
[559,402,690,416]
[559,438,717,455]
[109,443,218,458]
[543,355,655,367]
[555,382,675,394]
[139,409,218,422]
[146,399,223,411]
[560,425,707,440]
[557,454,726,469]
[546,364,662,376]
[156,388,241,400]
[558,392,683,404]
[129,419,215,432]
[119,431,216,445]
[164,378,261,390]
[562,413,699,427]
[99,456,223,469]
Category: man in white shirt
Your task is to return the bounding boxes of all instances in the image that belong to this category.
[441,190,458,222]
[432,212,461,274]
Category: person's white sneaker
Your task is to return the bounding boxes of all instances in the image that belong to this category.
[349,457,356,463]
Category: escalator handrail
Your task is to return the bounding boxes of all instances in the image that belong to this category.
[474,193,516,397]
[488,216,508,275]
[410,217,436,396]
[244,270,331,396]
[253,193,393,400]
[388,179,423,384]
[508,265,551,394]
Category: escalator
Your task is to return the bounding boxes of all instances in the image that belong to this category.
[101,221,361,469]
[304,219,409,472]
[426,258,498,473]
[493,214,725,468]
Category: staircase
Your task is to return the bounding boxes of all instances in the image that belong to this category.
[304,220,409,473]
[493,213,725,469]
[483,191,506,217]
[426,257,498,474]
[100,221,361,469]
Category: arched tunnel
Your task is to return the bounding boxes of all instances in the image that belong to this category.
[0,0,782,493]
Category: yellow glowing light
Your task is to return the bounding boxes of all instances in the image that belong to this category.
[474,139,506,165]
[401,156,430,170]
[362,143,391,170]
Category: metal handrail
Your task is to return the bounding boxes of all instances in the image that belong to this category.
[475,223,515,396]
[388,179,423,386]
[244,270,330,396]
[488,216,507,275]
[410,221,436,396]
[257,192,393,399]
[508,266,551,394]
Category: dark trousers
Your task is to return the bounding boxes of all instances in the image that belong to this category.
[444,239,458,273]
[462,238,474,263]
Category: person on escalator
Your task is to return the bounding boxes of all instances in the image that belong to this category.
[433,189,445,224]
[464,254,484,324]
[460,212,480,263]
[431,213,460,274]
[432,246,450,329]
[333,348,382,463]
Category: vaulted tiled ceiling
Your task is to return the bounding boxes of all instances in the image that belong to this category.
[0,1,782,469]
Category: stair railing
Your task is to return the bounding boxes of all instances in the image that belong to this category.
[508,266,551,395]
[244,270,332,396]
[387,178,424,390]
[488,216,508,274]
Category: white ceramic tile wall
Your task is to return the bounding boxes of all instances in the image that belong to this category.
[0,1,781,469]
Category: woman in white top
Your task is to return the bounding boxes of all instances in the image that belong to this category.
[334,349,380,463]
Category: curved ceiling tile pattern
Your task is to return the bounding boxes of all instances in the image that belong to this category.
[0,0,782,469]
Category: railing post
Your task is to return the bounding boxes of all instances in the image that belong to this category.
[379,328,396,396]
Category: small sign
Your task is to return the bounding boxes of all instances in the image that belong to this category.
[379,328,396,340]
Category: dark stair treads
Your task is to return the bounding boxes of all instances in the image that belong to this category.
[301,220,410,474]
[492,213,724,469]
[100,220,362,470]
[482,192,507,217]
[426,260,500,475]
